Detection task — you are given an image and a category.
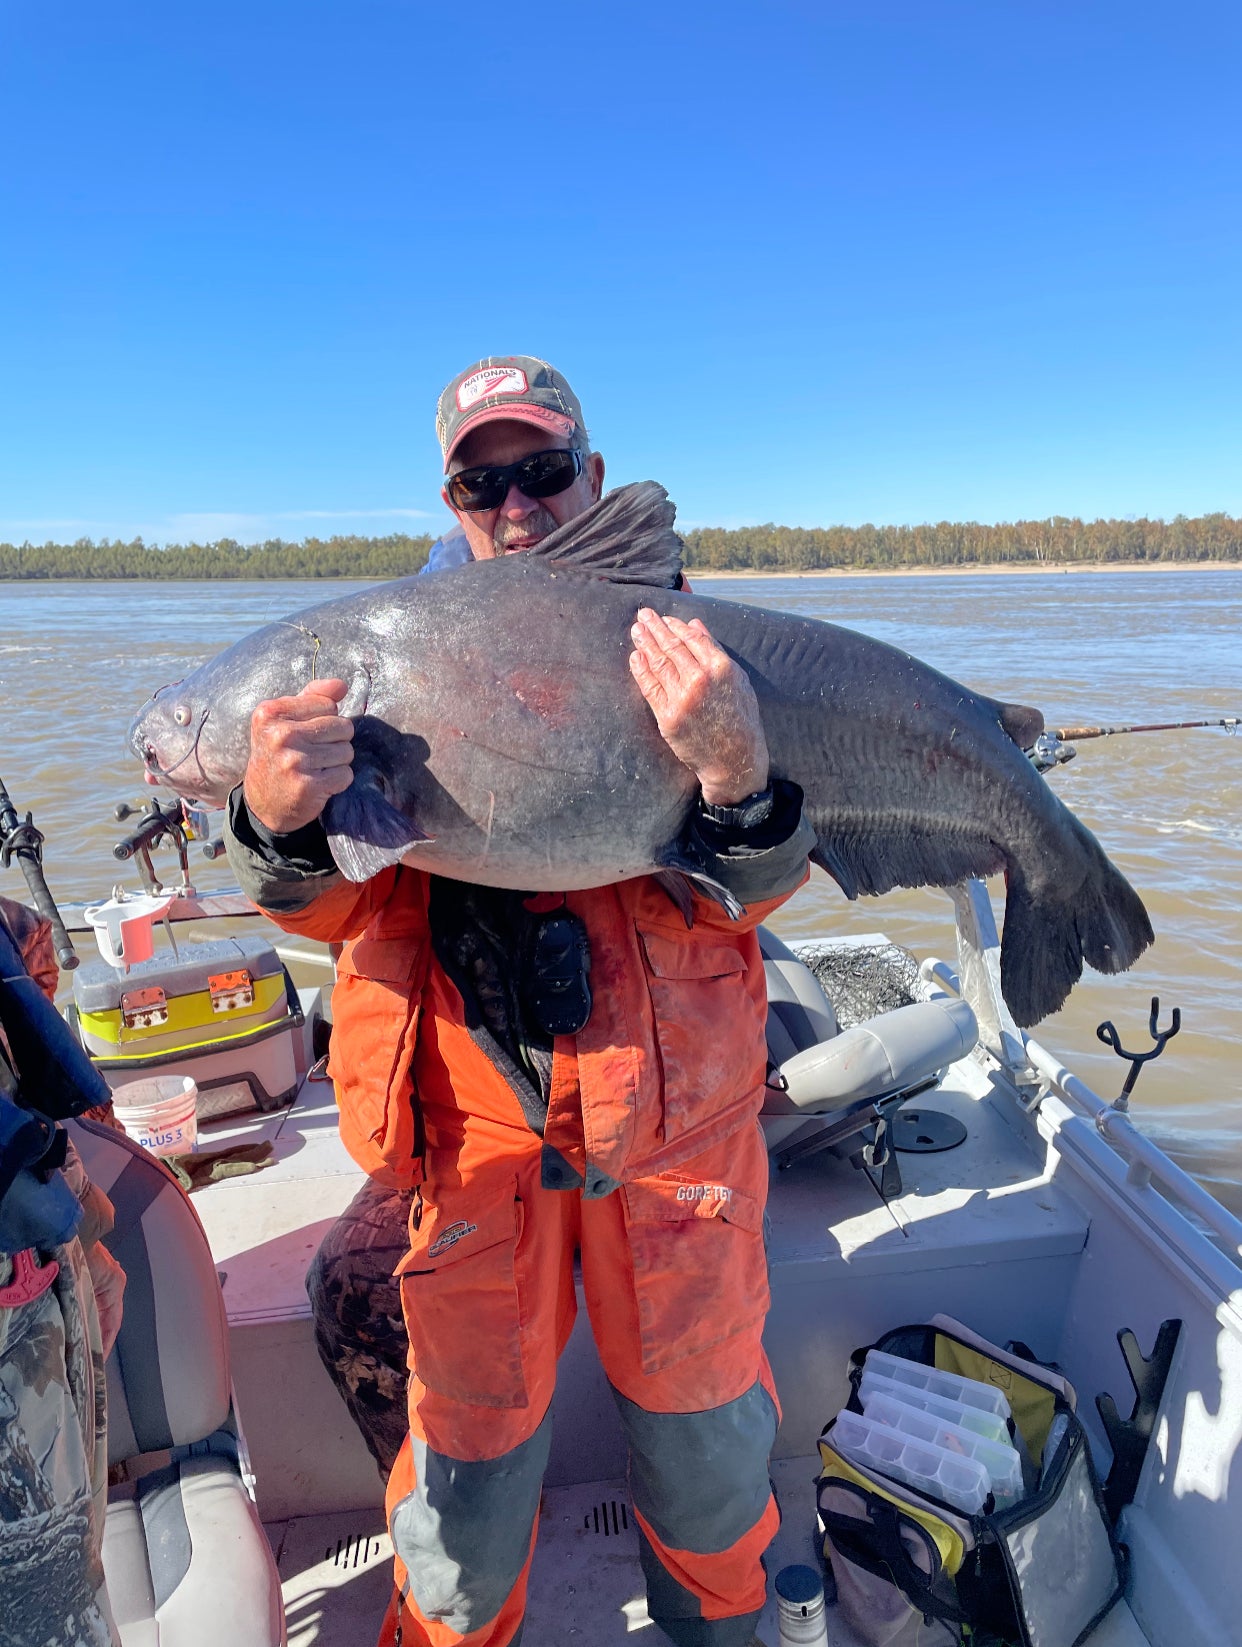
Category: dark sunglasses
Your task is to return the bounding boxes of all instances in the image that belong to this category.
[445,447,584,513]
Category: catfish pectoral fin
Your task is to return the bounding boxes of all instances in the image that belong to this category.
[324,782,432,884]
[653,849,744,922]
[809,841,860,900]
[652,869,696,927]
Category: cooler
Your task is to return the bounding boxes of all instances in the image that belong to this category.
[70,934,304,1119]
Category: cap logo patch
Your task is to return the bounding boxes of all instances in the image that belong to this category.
[457,365,529,411]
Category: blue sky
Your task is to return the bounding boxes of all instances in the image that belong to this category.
[1,2,1238,542]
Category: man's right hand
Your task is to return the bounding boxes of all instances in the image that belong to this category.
[243,678,355,834]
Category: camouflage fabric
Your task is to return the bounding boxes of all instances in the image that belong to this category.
[0,1237,118,1646]
[306,1178,416,1476]
[0,895,58,1004]
[0,895,121,1642]
[0,896,115,1132]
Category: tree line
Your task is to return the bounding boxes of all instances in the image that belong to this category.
[681,512,1242,571]
[0,533,436,580]
[0,513,1238,580]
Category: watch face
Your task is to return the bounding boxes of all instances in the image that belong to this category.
[704,788,773,828]
[737,792,773,827]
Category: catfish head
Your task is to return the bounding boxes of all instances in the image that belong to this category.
[128,620,364,807]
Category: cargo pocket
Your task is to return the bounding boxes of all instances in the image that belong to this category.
[621,1172,768,1376]
[638,927,760,1142]
[330,935,428,1182]
[397,1185,529,1409]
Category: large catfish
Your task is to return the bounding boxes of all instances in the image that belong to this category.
[130,482,1153,1026]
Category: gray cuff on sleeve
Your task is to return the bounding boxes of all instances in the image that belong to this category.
[686,779,815,905]
[223,787,342,914]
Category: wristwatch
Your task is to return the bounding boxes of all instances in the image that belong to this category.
[698,784,774,830]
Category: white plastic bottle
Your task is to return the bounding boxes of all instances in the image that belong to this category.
[775,1564,830,1647]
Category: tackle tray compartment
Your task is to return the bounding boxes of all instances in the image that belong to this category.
[70,935,303,1118]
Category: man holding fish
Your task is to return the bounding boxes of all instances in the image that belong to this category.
[225,357,815,1647]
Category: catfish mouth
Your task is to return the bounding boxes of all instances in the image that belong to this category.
[129,701,217,802]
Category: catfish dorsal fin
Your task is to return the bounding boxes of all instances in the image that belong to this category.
[999,700,1045,750]
[529,481,685,588]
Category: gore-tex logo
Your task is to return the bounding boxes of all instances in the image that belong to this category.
[428,1219,478,1257]
[457,366,528,411]
[675,1183,732,1203]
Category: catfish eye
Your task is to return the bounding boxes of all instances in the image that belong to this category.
[173,705,192,726]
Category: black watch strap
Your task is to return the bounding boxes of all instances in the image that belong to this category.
[698,784,774,830]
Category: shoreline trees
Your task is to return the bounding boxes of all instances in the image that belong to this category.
[0,514,1238,579]
[681,513,1241,571]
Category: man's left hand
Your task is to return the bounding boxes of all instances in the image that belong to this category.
[629,609,770,807]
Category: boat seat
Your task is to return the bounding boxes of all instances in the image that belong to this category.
[758,927,979,1190]
[67,1116,285,1647]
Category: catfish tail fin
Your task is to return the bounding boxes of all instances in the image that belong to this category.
[1000,827,1154,1027]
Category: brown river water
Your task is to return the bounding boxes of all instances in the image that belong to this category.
[1,569,1239,1210]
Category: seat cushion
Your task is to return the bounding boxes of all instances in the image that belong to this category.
[770,997,979,1112]
[764,956,839,1064]
[69,1119,232,1460]
[103,1455,284,1646]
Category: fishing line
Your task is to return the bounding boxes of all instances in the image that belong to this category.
[278,620,323,680]
[157,708,212,780]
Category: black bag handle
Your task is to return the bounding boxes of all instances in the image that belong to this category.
[821,1494,973,1628]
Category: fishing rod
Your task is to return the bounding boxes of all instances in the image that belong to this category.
[1050,717,1239,741]
[0,774,79,970]
[1029,716,1238,772]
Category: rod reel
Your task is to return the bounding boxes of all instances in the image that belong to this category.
[112,797,222,892]
[0,773,78,970]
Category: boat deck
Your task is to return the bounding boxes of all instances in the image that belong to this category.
[264,1460,1149,1646]
[186,995,1151,1642]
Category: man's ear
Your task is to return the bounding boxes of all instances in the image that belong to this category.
[441,486,465,525]
[587,452,605,501]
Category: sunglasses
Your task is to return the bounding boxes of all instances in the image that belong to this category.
[445,447,585,513]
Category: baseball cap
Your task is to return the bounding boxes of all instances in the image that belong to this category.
[436,355,586,469]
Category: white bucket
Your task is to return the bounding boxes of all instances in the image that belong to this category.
[111,1075,199,1158]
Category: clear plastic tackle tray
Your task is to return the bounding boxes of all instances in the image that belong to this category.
[863,1348,1013,1420]
[863,1391,1024,1509]
[859,1370,1012,1447]
[831,1408,990,1515]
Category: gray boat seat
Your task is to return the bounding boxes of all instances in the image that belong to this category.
[758,927,979,1187]
[67,1117,285,1647]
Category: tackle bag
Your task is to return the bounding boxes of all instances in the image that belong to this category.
[816,1315,1126,1647]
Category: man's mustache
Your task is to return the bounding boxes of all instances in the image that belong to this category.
[494,506,559,550]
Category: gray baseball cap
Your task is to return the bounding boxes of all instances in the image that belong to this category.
[436,355,585,469]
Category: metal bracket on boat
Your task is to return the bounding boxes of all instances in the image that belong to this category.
[1096,1318,1182,1525]
[1013,1076,1054,1117]
[1096,996,1181,1118]
[947,881,1034,1079]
